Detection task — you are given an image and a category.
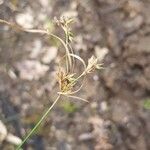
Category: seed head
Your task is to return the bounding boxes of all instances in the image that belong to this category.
[56,69,76,94]
[85,56,103,74]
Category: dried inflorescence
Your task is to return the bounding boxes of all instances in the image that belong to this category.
[54,17,102,100]
[54,16,74,43]
[57,69,76,93]
[85,56,103,74]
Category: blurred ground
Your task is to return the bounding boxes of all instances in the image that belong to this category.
[0,0,150,150]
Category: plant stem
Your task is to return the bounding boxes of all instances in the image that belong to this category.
[16,95,60,150]
[0,19,72,71]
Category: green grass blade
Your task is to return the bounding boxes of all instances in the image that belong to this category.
[16,95,60,150]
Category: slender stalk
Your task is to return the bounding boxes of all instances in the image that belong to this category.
[0,18,72,70]
[16,95,60,150]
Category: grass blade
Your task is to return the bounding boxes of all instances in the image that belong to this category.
[16,95,60,150]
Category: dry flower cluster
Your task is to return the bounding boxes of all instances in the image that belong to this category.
[55,16,103,102]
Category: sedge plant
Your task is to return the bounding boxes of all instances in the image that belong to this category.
[0,17,103,149]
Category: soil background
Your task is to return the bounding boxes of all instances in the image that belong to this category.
[0,0,150,150]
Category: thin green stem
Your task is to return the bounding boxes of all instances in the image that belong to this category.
[16,95,60,150]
